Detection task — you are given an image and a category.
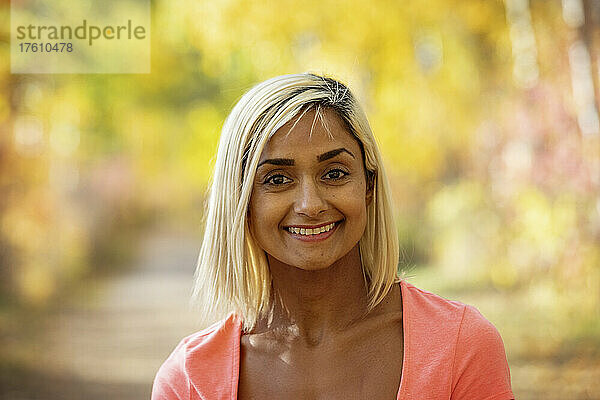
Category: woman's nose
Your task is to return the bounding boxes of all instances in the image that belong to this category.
[293,179,327,217]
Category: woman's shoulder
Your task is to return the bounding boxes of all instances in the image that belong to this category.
[400,280,467,323]
[401,279,503,342]
[164,312,242,368]
[178,313,241,351]
[401,280,502,334]
[151,313,242,399]
[399,280,514,399]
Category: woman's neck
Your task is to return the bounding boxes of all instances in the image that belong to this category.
[256,245,371,346]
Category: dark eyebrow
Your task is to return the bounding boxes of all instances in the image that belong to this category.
[257,148,355,169]
[257,158,295,168]
[317,148,355,162]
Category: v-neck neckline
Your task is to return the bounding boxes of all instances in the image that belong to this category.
[232,280,409,399]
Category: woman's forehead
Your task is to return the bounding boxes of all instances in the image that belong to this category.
[261,109,358,157]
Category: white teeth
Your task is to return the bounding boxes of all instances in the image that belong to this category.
[287,222,336,236]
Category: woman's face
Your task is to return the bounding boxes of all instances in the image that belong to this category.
[248,108,372,271]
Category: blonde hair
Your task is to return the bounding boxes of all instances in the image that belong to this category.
[191,73,400,331]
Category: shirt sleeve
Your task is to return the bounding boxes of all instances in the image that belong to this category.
[151,338,191,400]
[450,305,515,400]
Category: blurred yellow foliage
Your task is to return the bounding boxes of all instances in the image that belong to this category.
[17,262,55,306]
[0,3,599,388]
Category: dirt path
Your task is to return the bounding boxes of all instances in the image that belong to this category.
[2,228,202,400]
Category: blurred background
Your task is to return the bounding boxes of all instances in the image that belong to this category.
[1,0,599,398]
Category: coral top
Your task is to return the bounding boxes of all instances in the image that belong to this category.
[152,281,515,399]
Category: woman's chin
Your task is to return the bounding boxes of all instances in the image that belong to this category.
[270,256,339,272]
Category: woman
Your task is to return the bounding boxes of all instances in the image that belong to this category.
[152,73,515,399]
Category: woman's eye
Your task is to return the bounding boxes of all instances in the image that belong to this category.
[323,169,348,180]
[265,174,291,185]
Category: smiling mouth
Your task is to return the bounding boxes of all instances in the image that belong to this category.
[284,221,342,237]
